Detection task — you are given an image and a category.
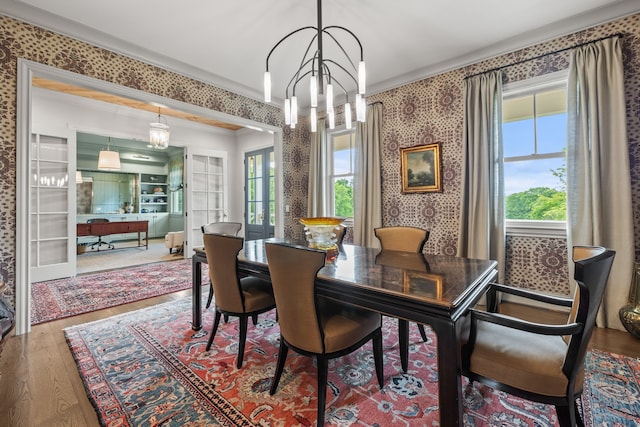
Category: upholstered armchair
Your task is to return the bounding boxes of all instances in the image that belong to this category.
[461,246,615,427]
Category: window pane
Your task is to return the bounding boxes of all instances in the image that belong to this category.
[503,118,535,157]
[333,133,354,175]
[505,157,566,220]
[503,78,568,223]
[333,176,354,218]
[536,113,566,154]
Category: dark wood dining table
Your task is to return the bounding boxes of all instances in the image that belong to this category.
[191,238,498,427]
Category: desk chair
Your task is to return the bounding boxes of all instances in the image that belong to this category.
[87,218,114,251]
[266,242,384,426]
[374,226,430,373]
[201,222,243,308]
[203,233,275,369]
[461,246,615,427]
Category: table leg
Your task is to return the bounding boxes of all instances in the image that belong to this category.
[431,320,463,427]
[192,255,203,330]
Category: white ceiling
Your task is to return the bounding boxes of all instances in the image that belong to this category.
[2,0,640,109]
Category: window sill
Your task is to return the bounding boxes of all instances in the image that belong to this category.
[506,220,566,238]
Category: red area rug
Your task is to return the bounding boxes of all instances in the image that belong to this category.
[65,297,640,426]
[32,259,201,325]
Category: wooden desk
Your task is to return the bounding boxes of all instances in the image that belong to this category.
[77,220,149,249]
[191,239,497,427]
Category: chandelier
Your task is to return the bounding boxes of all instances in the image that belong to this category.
[149,107,170,149]
[263,0,366,132]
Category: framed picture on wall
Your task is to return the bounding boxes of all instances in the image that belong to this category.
[400,143,442,193]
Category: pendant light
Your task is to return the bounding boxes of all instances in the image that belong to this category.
[149,107,170,149]
[97,137,121,171]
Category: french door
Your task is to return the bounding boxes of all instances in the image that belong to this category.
[245,147,275,240]
[184,148,228,254]
[29,128,77,282]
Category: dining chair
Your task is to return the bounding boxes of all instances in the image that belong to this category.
[374,226,430,373]
[203,233,275,369]
[201,221,243,308]
[265,242,384,426]
[461,246,615,427]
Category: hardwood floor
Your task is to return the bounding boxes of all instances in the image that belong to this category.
[0,289,638,426]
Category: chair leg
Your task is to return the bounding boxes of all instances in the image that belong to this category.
[373,329,384,389]
[317,356,328,426]
[252,314,258,325]
[556,404,576,427]
[417,324,428,342]
[237,316,248,368]
[398,318,409,372]
[206,311,223,351]
[270,339,289,395]
[206,283,214,309]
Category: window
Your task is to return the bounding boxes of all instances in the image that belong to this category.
[327,129,355,220]
[502,71,568,236]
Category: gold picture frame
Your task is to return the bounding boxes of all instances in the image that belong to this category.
[400,143,442,193]
[403,271,443,300]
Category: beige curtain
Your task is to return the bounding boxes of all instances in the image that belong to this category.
[307,118,327,217]
[354,103,383,247]
[457,71,505,282]
[567,36,633,331]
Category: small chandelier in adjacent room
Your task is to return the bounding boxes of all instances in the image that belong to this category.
[97,137,121,171]
[263,0,366,132]
[149,107,170,149]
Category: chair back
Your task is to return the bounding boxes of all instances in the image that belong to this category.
[374,226,429,252]
[564,246,615,379]
[201,222,242,236]
[265,243,326,353]
[203,233,245,313]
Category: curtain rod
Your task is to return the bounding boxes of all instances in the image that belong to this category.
[465,33,624,80]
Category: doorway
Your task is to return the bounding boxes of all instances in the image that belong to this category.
[16,60,284,335]
[245,147,275,240]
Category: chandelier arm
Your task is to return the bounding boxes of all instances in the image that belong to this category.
[286,58,316,96]
[322,29,359,72]
[265,26,317,71]
[323,59,358,87]
[288,69,314,96]
[323,25,364,61]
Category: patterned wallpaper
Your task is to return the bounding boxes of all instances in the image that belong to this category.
[366,14,640,295]
[0,13,639,307]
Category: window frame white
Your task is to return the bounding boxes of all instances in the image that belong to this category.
[326,126,356,222]
[502,70,569,238]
